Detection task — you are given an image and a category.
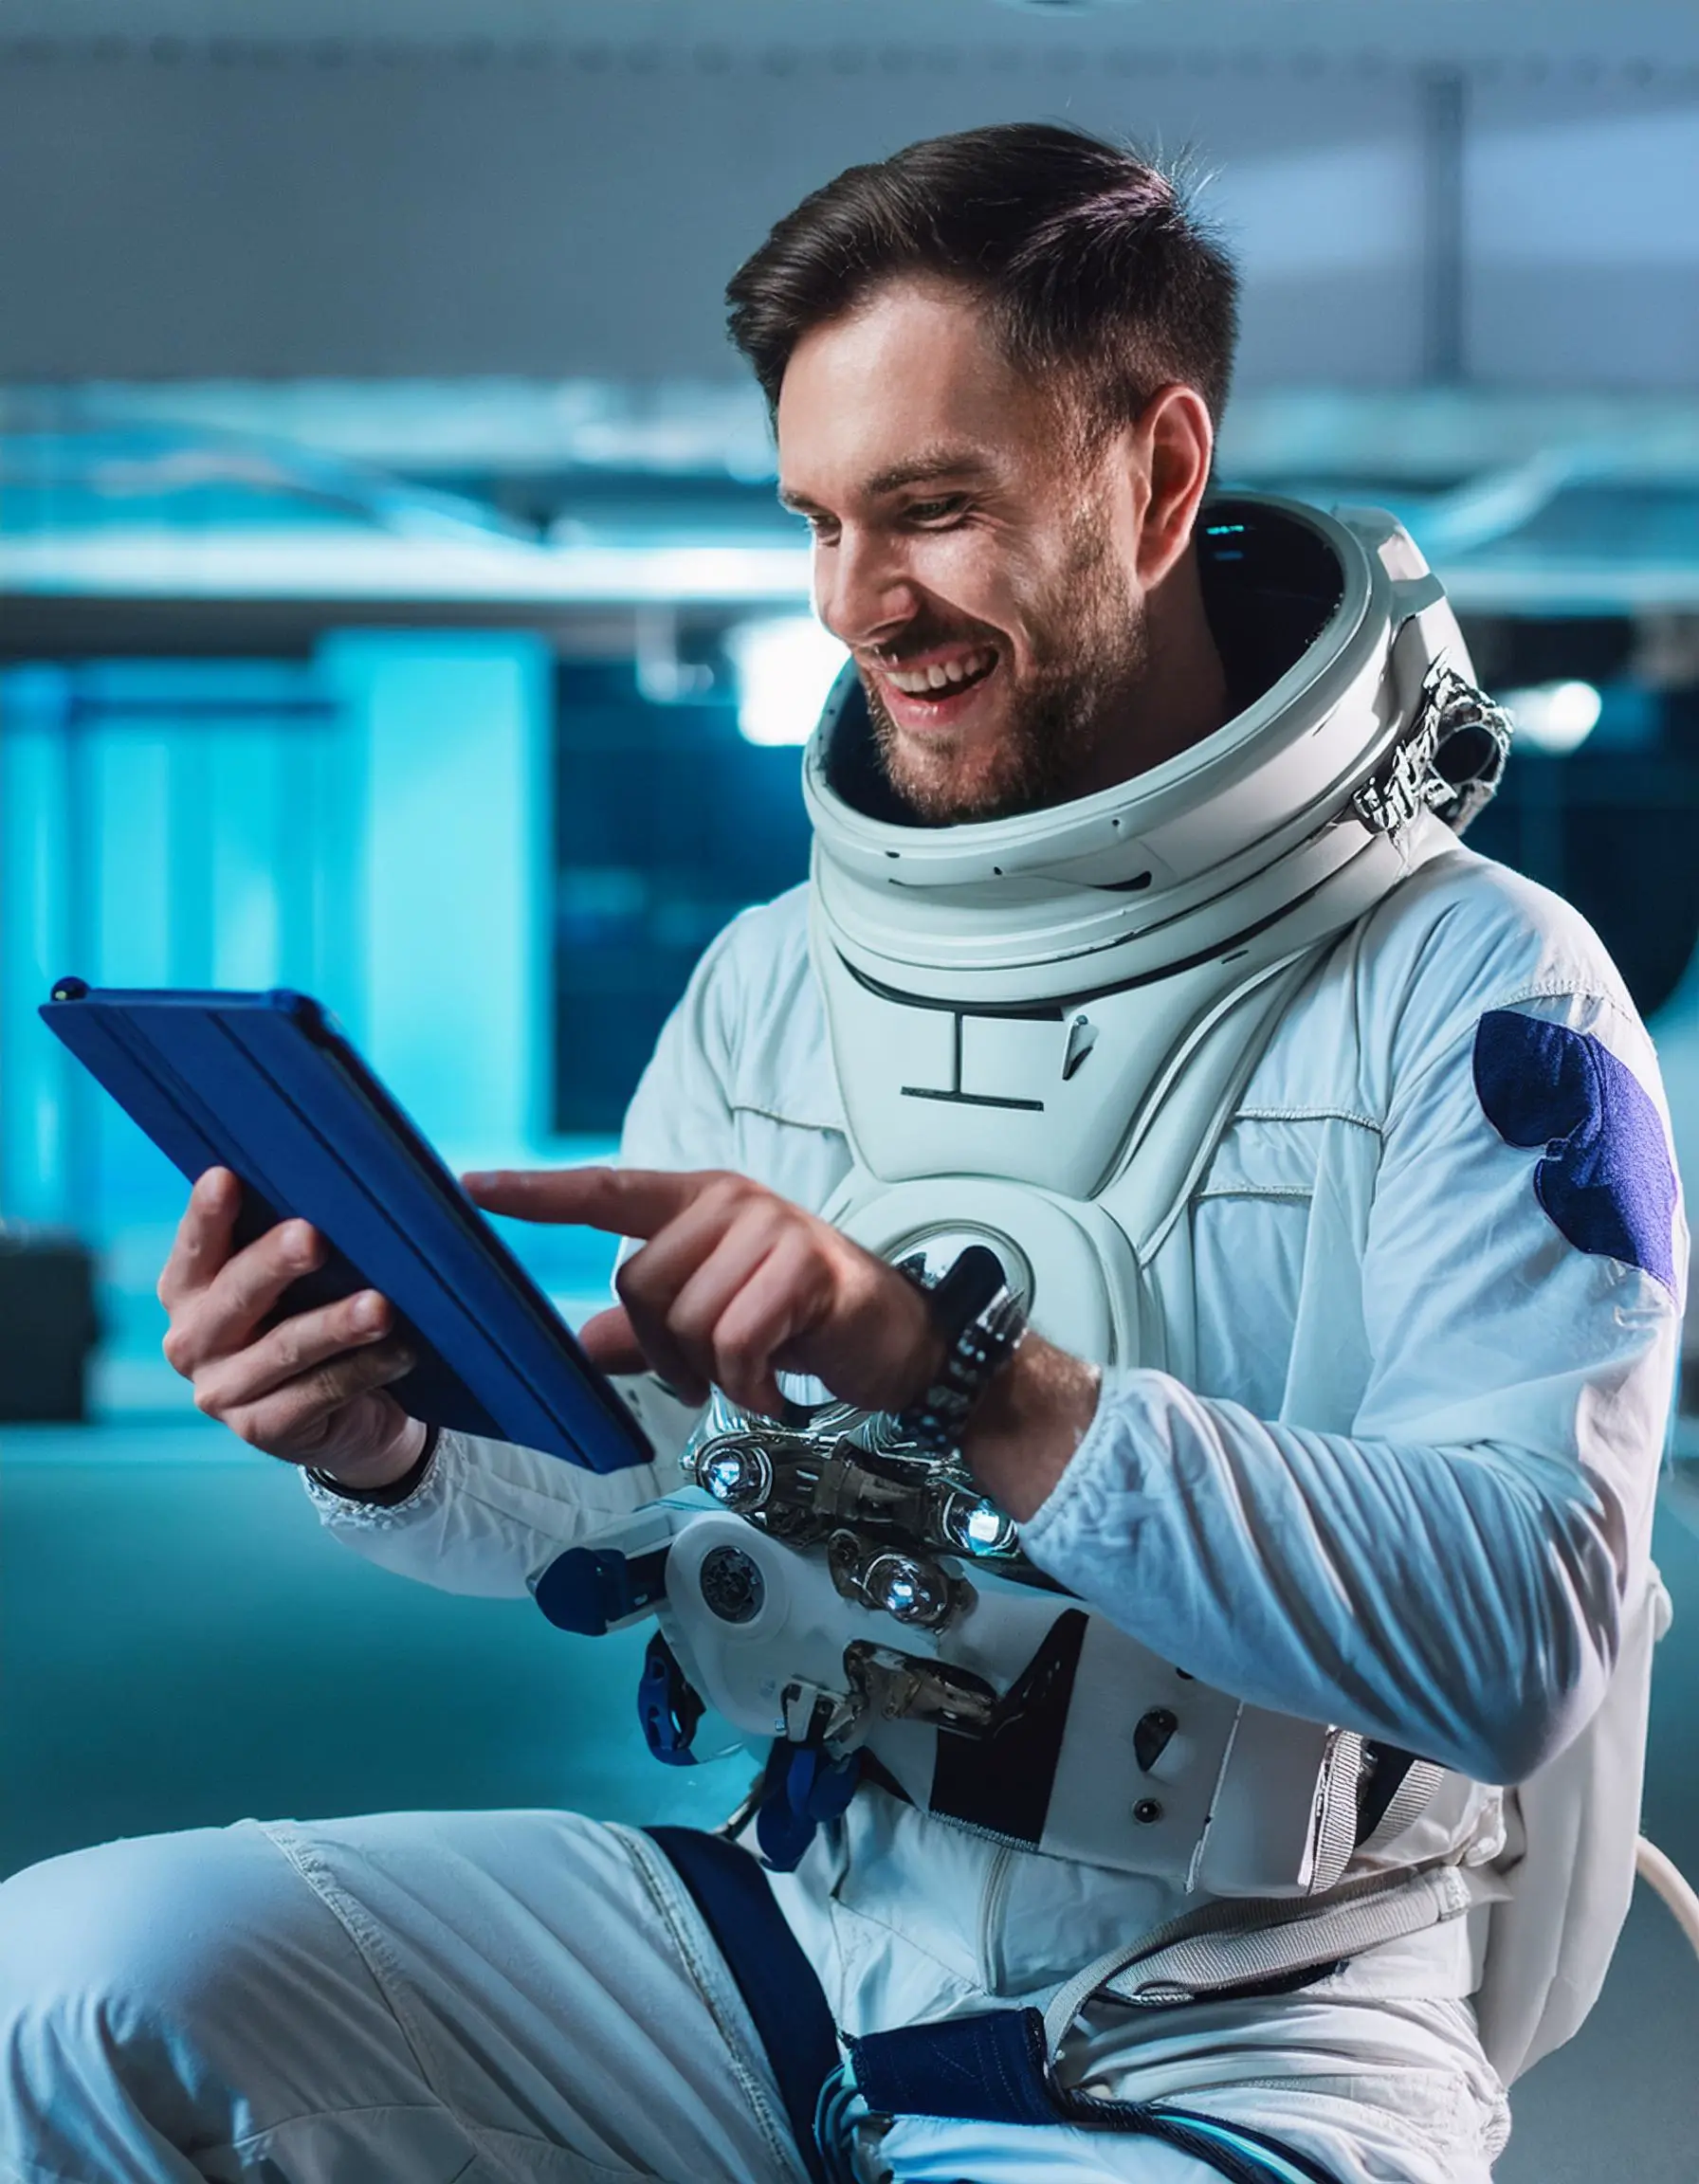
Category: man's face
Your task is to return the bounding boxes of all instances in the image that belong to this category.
[776,278,1150,823]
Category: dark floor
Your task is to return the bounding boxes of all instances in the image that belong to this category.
[4,1419,1697,2179]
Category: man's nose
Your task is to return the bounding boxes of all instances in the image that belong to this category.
[815,529,919,652]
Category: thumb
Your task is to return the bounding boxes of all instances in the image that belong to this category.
[575,1303,650,1377]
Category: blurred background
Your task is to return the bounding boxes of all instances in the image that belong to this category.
[1,3,1697,2175]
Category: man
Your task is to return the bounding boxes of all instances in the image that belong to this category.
[0,124,1682,2184]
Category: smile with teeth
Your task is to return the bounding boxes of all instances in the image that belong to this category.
[883,646,996,696]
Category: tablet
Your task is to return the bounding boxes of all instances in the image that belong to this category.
[40,979,653,1474]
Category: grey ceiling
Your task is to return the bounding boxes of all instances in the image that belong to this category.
[1,0,1695,610]
[0,0,1697,64]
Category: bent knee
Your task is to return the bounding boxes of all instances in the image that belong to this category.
[0,1821,316,2040]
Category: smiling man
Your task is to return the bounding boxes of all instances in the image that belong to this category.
[0,125,1684,2184]
[770,276,1226,821]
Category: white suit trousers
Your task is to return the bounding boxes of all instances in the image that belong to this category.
[0,1810,1507,2184]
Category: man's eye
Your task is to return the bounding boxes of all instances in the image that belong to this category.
[906,498,968,526]
[804,514,840,542]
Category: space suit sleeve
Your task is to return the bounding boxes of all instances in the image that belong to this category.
[1017,985,1686,1789]
[302,921,754,1595]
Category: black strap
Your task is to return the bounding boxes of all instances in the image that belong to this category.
[645,1826,839,2184]
[307,1421,440,1506]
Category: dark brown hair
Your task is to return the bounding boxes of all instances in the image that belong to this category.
[725,122,1239,439]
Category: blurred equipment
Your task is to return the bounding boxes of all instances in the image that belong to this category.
[725,615,849,746]
[1501,681,1603,756]
[0,1225,98,1422]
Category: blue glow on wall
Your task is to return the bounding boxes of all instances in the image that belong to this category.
[0,640,613,1407]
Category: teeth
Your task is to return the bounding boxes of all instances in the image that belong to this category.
[886,647,994,696]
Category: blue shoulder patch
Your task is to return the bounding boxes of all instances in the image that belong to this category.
[1472,1010,1677,1292]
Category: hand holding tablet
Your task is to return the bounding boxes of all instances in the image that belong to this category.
[40,982,654,1476]
[155,1163,431,1490]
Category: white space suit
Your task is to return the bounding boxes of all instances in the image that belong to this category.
[0,499,1682,2184]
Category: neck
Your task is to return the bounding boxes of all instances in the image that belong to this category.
[1068,542,1230,802]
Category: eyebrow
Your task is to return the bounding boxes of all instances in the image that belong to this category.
[778,447,996,515]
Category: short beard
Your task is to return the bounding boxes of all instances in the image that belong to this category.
[864,514,1149,825]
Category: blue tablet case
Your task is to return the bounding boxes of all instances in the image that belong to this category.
[40,979,652,1475]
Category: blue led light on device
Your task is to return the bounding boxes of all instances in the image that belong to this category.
[961,1501,1017,1556]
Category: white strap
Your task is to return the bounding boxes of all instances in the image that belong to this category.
[1356,1756,1450,1859]
[1040,1864,1494,2060]
[1306,1730,1368,1897]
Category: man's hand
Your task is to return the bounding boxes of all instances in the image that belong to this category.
[157,1168,428,1490]
[464,1165,942,1422]
[465,1163,1104,1518]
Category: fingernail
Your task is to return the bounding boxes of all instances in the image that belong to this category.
[393,1347,417,1374]
[354,1292,385,1332]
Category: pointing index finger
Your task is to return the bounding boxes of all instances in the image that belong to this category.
[462,1166,714,1239]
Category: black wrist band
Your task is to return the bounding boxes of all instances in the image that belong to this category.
[892,1245,1027,1458]
[309,1421,441,1506]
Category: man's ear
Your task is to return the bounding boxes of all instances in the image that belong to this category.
[1134,384,1215,591]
